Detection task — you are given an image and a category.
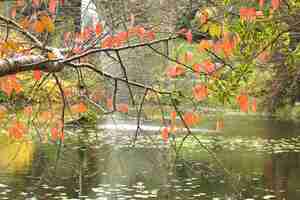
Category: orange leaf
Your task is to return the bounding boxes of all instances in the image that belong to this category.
[0,105,7,119]
[34,20,45,33]
[216,119,224,131]
[252,98,257,112]
[24,106,33,116]
[71,103,88,113]
[236,94,248,112]
[222,38,235,57]
[33,69,42,81]
[19,17,30,29]
[107,97,113,109]
[47,52,56,59]
[1,82,13,96]
[40,15,55,32]
[183,112,200,126]
[198,40,211,52]
[202,59,215,74]
[193,84,208,101]
[170,111,177,122]
[8,121,27,140]
[40,111,53,122]
[95,22,103,36]
[117,103,129,113]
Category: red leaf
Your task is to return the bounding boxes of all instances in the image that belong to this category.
[193,63,202,73]
[202,59,215,74]
[259,0,265,9]
[166,65,185,78]
[107,97,113,109]
[60,0,64,5]
[161,127,169,142]
[101,36,114,48]
[32,0,40,7]
[146,31,156,41]
[10,7,17,19]
[33,69,42,81]
[117,103,129,113]
[114,31,129,46]
[185,30,193,43]
[83,26,92,40]
[192,84,208,101]
[184,51,193,63]
[137,26,146,41]
[271,0,280,10]
[49,0,57,15]
[240,7,256,21]
[51,126,64,141]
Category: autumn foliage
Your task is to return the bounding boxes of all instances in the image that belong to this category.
[0,0,291,143]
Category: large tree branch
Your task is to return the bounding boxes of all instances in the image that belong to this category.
[0,55,63,77]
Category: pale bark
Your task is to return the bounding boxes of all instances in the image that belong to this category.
[0,55,63,77]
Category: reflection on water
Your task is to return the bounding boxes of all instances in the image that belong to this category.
[0,136,34,173]
[0,115,300,199]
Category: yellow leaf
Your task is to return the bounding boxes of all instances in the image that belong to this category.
[200,24,209,32]
[47,52,56,59]
[209,23,222,38]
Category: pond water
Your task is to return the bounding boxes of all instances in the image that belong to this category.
[0,115,300,200]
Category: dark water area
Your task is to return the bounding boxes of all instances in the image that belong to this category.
[0,115,300,200]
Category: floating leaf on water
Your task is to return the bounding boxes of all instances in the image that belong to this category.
[263,195,276,199]
[0,184,8,188]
